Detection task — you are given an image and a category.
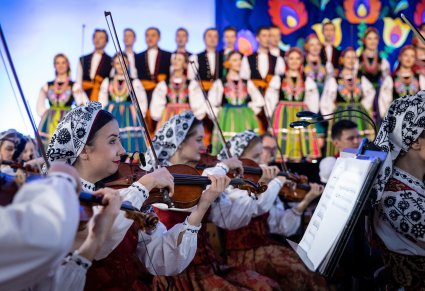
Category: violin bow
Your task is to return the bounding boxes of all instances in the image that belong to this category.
[0,24,50,169]
[104,11,173,207]
[260,89,288,172]
[401,14,425,45]
[189,61,233,159]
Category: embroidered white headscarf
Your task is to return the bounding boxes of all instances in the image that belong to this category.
[372,91,425,201]
[143,110,196,171]
[46,102,103,165]
[217,130,258,160]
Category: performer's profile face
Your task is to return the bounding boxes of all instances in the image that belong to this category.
[333,128,361,152]
[0,140,15,162]
[81,120,126,181]
[177,124,205,163]
[400,48,416,68]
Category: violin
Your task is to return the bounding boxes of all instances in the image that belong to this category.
[99,161,266,209]
[0,160,158,230]
[197,153,311,202]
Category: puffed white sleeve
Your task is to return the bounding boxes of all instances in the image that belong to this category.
[275,56,285,75]
[98,78,110,108]
[76,61,83,87]
[150,80,167,121]
[420,74,425,90]
[36,84,49,117]
[264,75,281,115]
[208,79,224,108]
[0,173,79,291]
[187,54,198,81]
[381,59,391,78]
[239,55,251,80]
[378,75,394,118]
[137,218,201,275]
[320,77,337,115]
[189,80,207,120]
[268,199,302,237]
[361,75,376,112]
[247,80,265,115]
[209,188,257,230]
[304,77,320,113]
[133,79,148,116]
[72,83,89,105]
[255,178,284,216]
[93,182,150,260]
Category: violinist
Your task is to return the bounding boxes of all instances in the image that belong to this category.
[45,102,226,289]
[0,162,81,290]
[0,129,18,173]
[220,130,328,290]
[143,111,280,290]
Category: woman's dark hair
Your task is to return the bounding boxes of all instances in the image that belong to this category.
[86,110,115,146]
[241,136,262,157]
[185,118,203,140]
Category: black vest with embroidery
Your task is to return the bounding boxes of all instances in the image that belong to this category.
[197,51,224,81]
[247,52,277,80]
[134,49,172,83]
[79,53,112,81]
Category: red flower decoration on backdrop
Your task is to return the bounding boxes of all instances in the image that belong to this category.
[344,0,381,24]
[415,0,425,26]
[268,0,308,35]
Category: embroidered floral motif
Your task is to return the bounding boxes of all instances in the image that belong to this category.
[217,130,258,160]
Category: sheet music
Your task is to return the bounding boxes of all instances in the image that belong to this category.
[298,157,373,270]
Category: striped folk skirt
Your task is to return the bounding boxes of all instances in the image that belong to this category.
[38,106,71,148]
[104,101,147,153]
[272,101,321,162]
[155,103,191,132]
[211,104,260,155]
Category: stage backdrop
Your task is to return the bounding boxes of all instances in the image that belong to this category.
[0,0,215,134]
[216,0,421,67]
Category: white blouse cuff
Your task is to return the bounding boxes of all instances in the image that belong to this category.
[291,207,303,216]
[182,217,202,234]
[64,250,92,270]
[130,182,149,200]
[215,162,229,174]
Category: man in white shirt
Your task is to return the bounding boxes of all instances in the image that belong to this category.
[123,28,138,79]
[77,29,112,101]
[187,28,222,145]
[319,21,341,75]
[269,25,285,58]
[219,26,237,79]
[135,27,172,132]
[240,26,284,132]
[0,162,81,290]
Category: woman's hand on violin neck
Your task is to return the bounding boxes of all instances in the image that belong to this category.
[304,183,324,202]
[138,168,175,195]
[79,188,121,261]
[199,175,231,209]
[23,157,44,169]
[258,165,280,185]
[295,183,325,213]
[220,157,243,175]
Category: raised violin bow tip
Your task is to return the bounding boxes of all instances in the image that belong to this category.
[104,11,111,16]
